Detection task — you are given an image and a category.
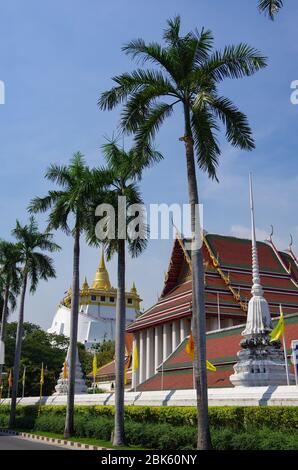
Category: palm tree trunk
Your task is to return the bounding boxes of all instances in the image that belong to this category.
[113,238,126,446]
[183,102,212,450]
[0,283,10,387]
[9,272,28,428]
[64,226,80,438]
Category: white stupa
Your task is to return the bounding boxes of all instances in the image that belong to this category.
[48,251,141,349]
[230,175,294,386]
[52,347,87,395]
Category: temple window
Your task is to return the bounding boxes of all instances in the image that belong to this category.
[110,296,115,302]
[100,295,106,302]
[127,298,133,304]
[91,295,96,301]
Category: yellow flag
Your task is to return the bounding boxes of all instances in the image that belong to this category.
[124,366,127,385]
[186,333,216,371]
[185,333,195,360]
[63,361,68,379]
[270,307,285,342]
[206,360,217,372]
[22,366,26,386]
[92,353,97,380]
[40,363,44,385]
[133,343,139,371]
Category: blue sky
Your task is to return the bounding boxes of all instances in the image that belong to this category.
[1,0,298,329]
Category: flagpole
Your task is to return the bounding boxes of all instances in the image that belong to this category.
[22,366,26,399]
[161,361,164,391]
[282,334,290,386]
[217,292,221,330]
[38,362,44,416]
[292,341,298,386]
[279,305,290,385]
[193,363,195,389]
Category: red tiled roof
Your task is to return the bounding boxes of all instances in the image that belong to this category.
[138,314,298,391]
[128,234,298,332]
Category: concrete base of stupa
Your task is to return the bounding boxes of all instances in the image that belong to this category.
[230,336,295,387]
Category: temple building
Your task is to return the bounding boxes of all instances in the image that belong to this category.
[127,232,298,390]
[48,252,141,348]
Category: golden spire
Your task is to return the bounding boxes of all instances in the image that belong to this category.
[92,250,111,290]
[130,282,137,294]
[82,276,89,291]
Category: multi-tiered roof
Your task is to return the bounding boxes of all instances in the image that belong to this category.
[127,233,298,334]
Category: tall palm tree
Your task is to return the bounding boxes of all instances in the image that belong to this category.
[9,217,60,427]
[29,152,107,437]
[0,241,21,386]
[258,0,283,19]
[98,17,267,449]
[88,141,156,446]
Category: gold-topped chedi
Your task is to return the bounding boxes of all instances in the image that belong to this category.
[92,251,111,290]
[61,251,141,310]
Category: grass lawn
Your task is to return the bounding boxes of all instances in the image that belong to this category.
[15,429,146,450]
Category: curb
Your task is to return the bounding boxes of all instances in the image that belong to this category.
[0,428,111,450]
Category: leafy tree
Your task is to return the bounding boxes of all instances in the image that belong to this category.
[88,141,156,446]
[98,17,267,449]
[9,217,60,427]
[0,241,21,386]
[29,152,107,437]
[2,322,68,397]
[258,0,283,19]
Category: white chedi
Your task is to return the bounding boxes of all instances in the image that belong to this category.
[52,347,87,395]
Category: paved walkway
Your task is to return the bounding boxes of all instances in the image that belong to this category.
[0,432,71,450]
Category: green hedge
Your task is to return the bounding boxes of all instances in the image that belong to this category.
[1,405,298,449]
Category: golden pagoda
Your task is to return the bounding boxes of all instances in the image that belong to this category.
[61,251,141,310]
[92,251,111,290]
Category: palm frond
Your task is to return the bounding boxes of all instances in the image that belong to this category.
[191,108,220,180]
[205,44,267,82]
[134,102,175,150]
[258,0,283,19]
[210,96,255,150]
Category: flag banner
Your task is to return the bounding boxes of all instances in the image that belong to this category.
[40,363,44,385]
[206,360,217,372]
[124,366,127,385]
[270,308,285,341]
[63,360,68,379]
[133,343,139,371]
[185,333,195,359]
[92,353,97,380]
[22,366,26,386]
[185,333,217,371]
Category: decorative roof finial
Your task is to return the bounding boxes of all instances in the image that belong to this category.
[249,173,263,298]
[289,234,293,251]
[269,225,274,243]
[242,174,273,336]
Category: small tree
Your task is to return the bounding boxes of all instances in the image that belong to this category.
[29,152,107,437]
[9,217,60,427]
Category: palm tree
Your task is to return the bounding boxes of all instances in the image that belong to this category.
[98,16,267,449]
[258,0,283,19]
[9,217,60,427]
[0,241,21,386]
[88,141,156,446]
[29,152,107,437]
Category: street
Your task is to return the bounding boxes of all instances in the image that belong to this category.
[0,432,71,450]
